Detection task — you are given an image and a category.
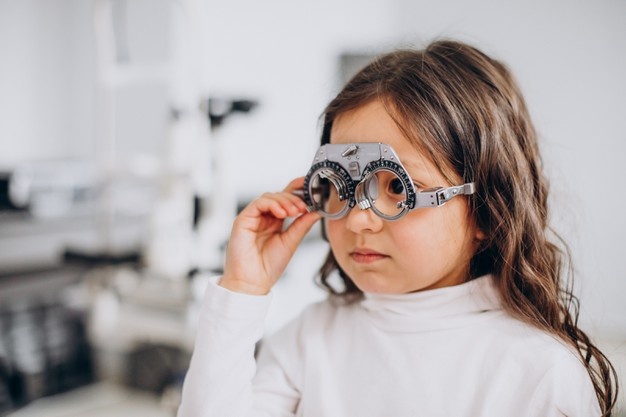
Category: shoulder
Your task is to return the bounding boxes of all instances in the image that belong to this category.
[489,315,575,362]
[484,314,601,416]
[483,312,581,371]
[527,343,601,416]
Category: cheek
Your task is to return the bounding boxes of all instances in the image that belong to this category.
[394,222,441,258]
[430,203,478,256]
[398,210,443,242]
[402,204,473,253]
[325,220,345,248]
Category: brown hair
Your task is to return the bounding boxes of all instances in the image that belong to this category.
[317,39,618,415]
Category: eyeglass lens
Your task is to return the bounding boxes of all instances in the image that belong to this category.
[308,168,408,219]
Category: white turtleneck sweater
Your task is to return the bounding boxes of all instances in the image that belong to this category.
[177,275,601,417]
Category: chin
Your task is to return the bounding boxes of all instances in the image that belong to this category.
[351,277,399,294]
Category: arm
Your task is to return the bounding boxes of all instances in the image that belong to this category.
[177,178,320,417]
[176,280,271,417]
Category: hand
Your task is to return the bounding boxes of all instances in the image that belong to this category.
[220,177,321,295]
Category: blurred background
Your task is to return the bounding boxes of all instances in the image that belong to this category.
[0,0,624,415]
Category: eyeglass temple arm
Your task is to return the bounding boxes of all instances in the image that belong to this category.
[414,183,475,208]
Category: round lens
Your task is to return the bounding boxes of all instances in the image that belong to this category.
[364,169,408,219]
[308,168,348,217]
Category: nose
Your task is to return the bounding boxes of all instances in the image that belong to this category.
[344,205,384,234]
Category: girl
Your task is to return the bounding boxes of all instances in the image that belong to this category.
[177,40,618,416]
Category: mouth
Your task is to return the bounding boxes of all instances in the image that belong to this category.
[350,248,389,264]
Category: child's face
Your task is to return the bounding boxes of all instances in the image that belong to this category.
[326,100,482,294]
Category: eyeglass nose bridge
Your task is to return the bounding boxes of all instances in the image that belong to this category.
[353,174,377,211]
[356,198,372,210]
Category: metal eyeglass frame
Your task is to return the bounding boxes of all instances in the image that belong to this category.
[300,142,475,221]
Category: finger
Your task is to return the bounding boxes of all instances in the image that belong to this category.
[283,176,305,192]
[282,177,310,209]
[239,194,288,220]
[244,192,307,220]
[278,191,309,212]
[260,192,308,217]
[280,211,321,252]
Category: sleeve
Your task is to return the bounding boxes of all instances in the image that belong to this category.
[250,316,305,416]
[176,278,300,417]
[527,349,602,417]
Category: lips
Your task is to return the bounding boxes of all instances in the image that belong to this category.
[350,248,389,264]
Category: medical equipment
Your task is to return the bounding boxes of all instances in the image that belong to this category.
[301,143,475,221]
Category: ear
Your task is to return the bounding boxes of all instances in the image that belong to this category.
[474,228,486,242]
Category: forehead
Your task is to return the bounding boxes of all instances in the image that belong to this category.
[330,100,445,183]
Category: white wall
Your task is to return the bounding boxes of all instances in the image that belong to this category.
[0,0,173,168]
[0,0,91,165]
[202,0,402,200]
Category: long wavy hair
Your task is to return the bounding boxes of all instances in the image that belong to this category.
[316,39,618,415]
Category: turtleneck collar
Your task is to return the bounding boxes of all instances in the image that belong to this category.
[360,275,502,333]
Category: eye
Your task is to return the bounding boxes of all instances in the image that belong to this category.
[388,178,405,195]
